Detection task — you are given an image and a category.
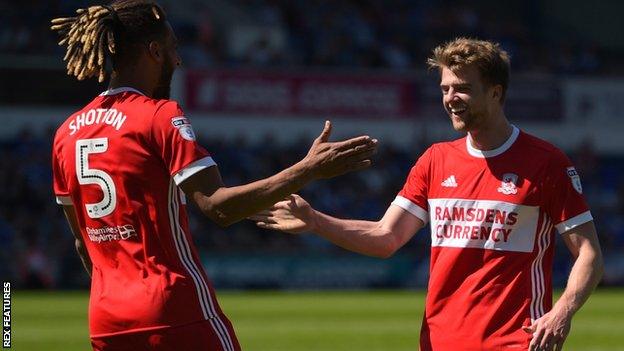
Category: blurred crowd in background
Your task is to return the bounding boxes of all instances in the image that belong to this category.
[1,127,623,289]
[0,0,613,74]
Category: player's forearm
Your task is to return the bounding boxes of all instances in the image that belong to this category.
[553,246,603,318]
[62,205,92,278]
[208,160,315,226]
[310,210,396,258]
[75,239,92,278]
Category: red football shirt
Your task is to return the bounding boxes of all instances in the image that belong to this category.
[392,126,592,350]
[52,87,237,349]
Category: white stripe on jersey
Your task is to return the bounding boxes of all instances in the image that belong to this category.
[168,181,210,319]
[530,216,552,321]
[539,221,553,317]
[168,180,235,351]
[172,185,235,351]
[530,217,545,321]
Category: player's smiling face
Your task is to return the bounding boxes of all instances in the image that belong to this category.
[440,65,492,132]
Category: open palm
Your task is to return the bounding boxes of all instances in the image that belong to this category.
[249,195,314,234]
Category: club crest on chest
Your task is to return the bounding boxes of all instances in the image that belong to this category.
[498,173,519,195]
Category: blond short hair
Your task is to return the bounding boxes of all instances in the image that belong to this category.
[427,38,511,102]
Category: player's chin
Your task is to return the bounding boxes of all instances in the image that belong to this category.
[449,115,468,132]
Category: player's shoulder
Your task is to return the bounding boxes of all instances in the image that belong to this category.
[145,97,181,114]
[116,94,187,129]
[433,136,466,150]
[517,130,570,162]
[115,93,182,117]
[96,88,184,120]
[149,98,187,124]
[407,137,466,169]
[425,135,467,158]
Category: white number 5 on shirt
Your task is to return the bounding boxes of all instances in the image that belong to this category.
[75,138,117,218]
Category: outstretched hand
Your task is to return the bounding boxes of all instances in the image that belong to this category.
[522,307,572,351]
[303,121,377,179]
[248,194,314,234]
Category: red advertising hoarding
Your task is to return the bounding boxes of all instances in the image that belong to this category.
[185,69,562,121]
[185,69,419,118]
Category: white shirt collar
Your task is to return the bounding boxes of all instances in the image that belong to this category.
[466,125,520,158]
[99,87,145,96]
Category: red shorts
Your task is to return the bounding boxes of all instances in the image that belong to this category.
[90,319,241,351]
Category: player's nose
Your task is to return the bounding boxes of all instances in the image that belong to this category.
[443,90,457,104]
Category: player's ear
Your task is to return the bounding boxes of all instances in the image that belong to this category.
[491,84,503,103]
[147,41,164,63]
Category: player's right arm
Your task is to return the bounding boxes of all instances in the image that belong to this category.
[181,121,378,227]
[250,146,433,257]
[250,194,424,258]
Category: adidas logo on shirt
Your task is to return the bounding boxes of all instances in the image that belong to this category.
[441,175,458,187]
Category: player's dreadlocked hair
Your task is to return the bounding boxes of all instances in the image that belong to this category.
[50,0,167,82]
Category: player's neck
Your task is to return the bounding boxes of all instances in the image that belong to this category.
[467,115,513,151]
[108,72,154,98]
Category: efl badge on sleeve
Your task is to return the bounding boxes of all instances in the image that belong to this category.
[567,167,583,194]
[171,116,196,141]
[497,173,519,195]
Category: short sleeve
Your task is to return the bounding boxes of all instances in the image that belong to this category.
[151,101,215,185]
[544,149,592,234]
[52,138,72,205]
[391,147,432,224]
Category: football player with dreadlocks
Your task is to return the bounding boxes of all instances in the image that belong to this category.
[51,1,377,350]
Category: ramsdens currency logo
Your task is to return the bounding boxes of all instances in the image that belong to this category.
[86,224,138,243]
[429,198,539,253]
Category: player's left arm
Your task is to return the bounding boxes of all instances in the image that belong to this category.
[61,204,92,278]
[52,137,92,278]
[153,102,375,228]
[524,220,603,351]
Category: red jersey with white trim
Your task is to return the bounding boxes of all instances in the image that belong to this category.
[392,126,592,351]
[52,87,237,349]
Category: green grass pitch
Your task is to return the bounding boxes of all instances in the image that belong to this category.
[11,289,624,350]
